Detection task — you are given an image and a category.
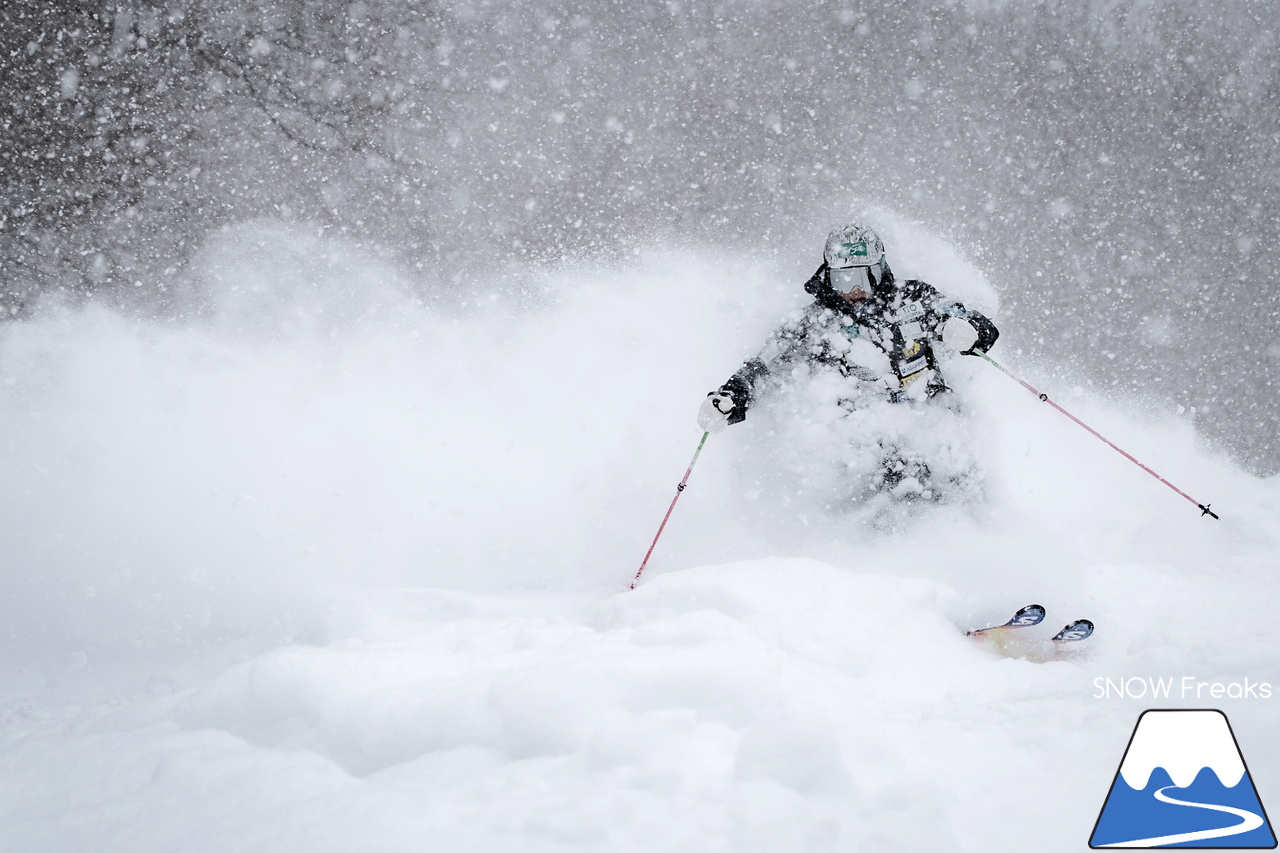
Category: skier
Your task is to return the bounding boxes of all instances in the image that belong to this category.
[696,223,999,499]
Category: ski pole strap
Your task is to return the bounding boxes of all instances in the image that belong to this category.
[975,351,1219,519]
[631,431,711,589]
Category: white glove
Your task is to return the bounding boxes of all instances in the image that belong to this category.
[940,317,980,353]
[697,392,735,434]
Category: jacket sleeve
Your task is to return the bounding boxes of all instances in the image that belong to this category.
[966,312,999,352]
[715,303,819,425]
[719,361,767,425]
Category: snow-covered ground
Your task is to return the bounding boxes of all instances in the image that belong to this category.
[2,221,1277,852]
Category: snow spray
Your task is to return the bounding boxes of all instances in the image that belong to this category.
[976,351,1219,519]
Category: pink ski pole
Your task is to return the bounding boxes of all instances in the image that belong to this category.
[631,431,710,589]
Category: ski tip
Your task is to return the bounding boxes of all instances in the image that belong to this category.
[966,604,1045,636]
[1051,619,1094,643]
[1009,604,1046,626]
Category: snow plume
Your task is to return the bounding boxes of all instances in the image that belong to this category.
[3,220,1280,852]
[0,219,792,659]
[0,215,1261,656]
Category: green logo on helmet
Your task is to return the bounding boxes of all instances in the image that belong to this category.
[838,241,869,260]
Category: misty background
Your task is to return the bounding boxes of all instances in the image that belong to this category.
[4,0,1279,471]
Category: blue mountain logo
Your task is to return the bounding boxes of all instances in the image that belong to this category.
[1090,709,1276,848]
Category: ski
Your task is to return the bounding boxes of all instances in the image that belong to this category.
[966,606,1094,663]
[965,604,1045,636]
[1051,619,1094,643]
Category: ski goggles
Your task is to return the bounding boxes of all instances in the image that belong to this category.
[829,257,886,294]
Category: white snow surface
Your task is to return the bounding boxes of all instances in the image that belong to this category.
[2,221,1278,852]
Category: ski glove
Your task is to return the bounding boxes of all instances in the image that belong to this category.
[940,317,981,354]
[697,391,735,434]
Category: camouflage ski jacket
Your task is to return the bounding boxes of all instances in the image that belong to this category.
[717,264,998,424]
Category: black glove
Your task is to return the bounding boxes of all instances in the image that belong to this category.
[697,391,735,433]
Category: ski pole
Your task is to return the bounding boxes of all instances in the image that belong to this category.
[975,350,1219,519]
[631,431,710,589]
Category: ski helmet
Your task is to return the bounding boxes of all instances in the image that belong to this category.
[823,224,887,295]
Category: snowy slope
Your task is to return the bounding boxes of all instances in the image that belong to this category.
[1,221,1277,852]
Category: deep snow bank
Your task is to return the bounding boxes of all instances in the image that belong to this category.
[4,553,1278,853]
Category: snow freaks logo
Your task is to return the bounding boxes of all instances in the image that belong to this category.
[1089,710,1277,848]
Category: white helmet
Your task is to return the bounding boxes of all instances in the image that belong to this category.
[823,224,887,295]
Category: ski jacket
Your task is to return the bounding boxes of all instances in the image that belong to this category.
[717,263,998,424]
